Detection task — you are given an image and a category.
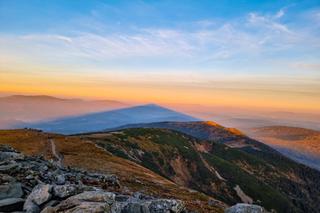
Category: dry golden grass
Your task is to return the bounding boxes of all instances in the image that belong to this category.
[0,129,52,157]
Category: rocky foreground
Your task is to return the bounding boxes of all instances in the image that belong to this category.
[0,145,265,213]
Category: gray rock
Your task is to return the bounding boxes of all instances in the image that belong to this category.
[71,191,115,204]
[119,199,185,213]
[0,174,16,182]
[0,198,25,212]
[42,199,60,209]
[48,191,115,213]
[0,151,24,161]
[120,202,149,213]
[55,174,65,185]
[40,206,55,213]
[0,182,23,199]
[24,184,52,212]
[65,201,112,212]
[0,163,19,172]
[225,203,266,213]
[24,201,40,213]
[53,184,82,198]
[148,199,185,213]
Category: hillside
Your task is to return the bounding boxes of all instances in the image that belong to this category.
[2,124,320,212]
[0,95,128,129]
[80,127,320,212]
[30,104,199,134]
[0,129,224,212]
[248,126,320,171]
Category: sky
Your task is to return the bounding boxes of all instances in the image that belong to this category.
[0,0,320,112]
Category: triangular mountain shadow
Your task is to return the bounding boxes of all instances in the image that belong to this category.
[27,104,200,134]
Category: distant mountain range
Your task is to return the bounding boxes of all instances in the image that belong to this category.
[2,94,319,173]
[0,95,128,129]
[248,126,320,171]
[28,104,199,134]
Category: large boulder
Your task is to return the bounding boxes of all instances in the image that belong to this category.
[225,203,267,213]
[44,191,116,213]
[24,184,52,212]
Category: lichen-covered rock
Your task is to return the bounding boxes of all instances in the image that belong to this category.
[52,184,83,198]
[225,203,266,213]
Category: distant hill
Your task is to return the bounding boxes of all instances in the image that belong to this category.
[0,95,128,129]
[29,104,199,134]
[248,126,320,171]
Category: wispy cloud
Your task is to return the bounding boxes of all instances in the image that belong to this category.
[0,8,319,71]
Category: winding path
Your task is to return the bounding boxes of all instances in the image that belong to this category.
[50,139,63,167]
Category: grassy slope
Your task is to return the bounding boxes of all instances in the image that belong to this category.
[0,129,223,213]
[84,128,297,212]
[108,122,320,212]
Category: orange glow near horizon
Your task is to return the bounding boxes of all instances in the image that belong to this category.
[1,68,320,113]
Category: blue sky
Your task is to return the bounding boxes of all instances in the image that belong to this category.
[0,0,320,110]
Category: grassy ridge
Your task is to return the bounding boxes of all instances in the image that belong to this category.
[88,128,298,212]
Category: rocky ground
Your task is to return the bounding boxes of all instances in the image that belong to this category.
[0,145,186,212]
[0,144,265,213]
